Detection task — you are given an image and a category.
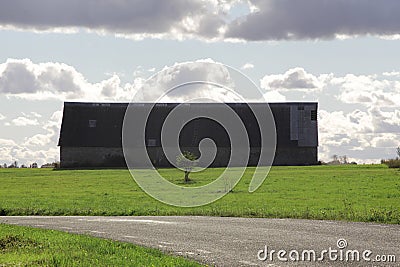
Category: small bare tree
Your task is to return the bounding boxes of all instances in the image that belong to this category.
[397,147,400,159]
[176,151,198,183]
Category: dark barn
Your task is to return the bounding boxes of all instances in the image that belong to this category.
[58,102,318,168]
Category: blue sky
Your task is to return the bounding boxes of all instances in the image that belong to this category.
[0,0,400,166]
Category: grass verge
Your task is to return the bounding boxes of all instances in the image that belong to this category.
[0,165,399,224]
[0,223,201,266]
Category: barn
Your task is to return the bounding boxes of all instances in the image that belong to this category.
[58,102,318,168]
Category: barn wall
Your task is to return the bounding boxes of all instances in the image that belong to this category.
[273,147,317,165]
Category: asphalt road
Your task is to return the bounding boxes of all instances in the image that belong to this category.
[0,216,399,266]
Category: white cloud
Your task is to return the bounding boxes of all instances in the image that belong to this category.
[23,134,50,147]
[318,107,400,163]
[23,112,42,118]
[135,59,248,102]
[241,63,254,70]
[383,71,400,77]
[0,110,63,166]
[1,58,263,102]
[23,110,62,147]
[133,59,268,103]
[9,112,46,127]
[263,90,286,102]
[261,68,325,91]
[0,58,85,99]
[0,58,138,101]
[334,74,400,107]
[370,133,399,148]
[99,75,121,98]
[0,113,5,120]
[0,142,59,167]
[0,138,17,147]
[11,116,39,127]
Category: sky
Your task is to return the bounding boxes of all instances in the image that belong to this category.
[0,0,400,166]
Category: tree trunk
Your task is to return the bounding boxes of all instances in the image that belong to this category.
[184,171,190,183]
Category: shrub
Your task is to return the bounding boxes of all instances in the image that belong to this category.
[381,158,400,168]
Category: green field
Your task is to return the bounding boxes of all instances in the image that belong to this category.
[0,165,399,223]
[0,223,201,266]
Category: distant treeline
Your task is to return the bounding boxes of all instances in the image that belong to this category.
[0,162,59,169]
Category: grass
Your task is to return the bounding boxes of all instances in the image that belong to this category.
[0,223,202,266]
[0,165,399,223]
